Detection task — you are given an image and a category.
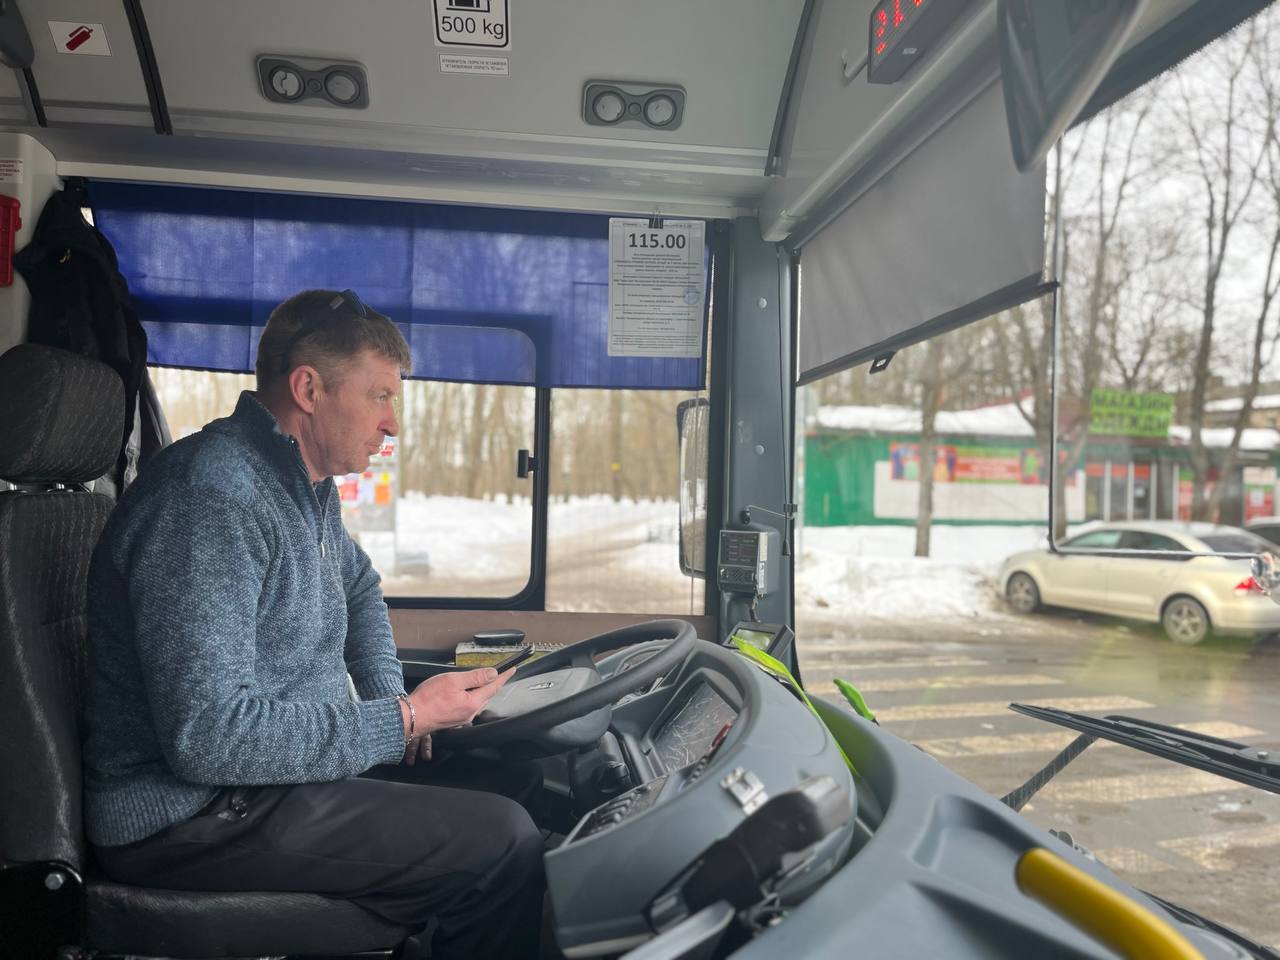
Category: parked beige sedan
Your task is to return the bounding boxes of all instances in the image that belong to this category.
[999,522,1280,644]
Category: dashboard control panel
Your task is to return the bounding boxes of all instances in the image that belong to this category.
[546,641,855,958]
[571,775,669,841]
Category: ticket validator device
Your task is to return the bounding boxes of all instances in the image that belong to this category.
[716,528,779,598]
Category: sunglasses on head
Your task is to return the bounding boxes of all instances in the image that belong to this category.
[279,289,368,374]
[329,288,368,318]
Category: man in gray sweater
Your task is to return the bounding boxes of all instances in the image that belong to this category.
[82,289,544,959]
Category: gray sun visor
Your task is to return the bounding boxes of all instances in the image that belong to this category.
[797,83,1046,385]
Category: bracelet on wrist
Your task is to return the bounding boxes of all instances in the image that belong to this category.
[396,692,415,746]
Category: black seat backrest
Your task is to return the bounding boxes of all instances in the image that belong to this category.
[0,344,124,873]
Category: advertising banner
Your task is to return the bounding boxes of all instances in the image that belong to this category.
[889,442,1045,485]
[1088,389,1173,438]
[1244,466,1277,522]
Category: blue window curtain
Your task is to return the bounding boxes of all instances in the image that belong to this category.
[89,182,710,390]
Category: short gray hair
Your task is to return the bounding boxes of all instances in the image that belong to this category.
[256,289,411,392]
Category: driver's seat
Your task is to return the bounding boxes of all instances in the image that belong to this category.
[0,344,415,958]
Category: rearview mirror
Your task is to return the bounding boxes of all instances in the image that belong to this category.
[677,398,709,577]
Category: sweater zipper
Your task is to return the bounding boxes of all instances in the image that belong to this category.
[286,436,328,558]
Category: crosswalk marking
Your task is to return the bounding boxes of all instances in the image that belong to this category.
[1090,846,1174,873]
[797,639,919,655]
[818,695,1155,723]
[916,722,1265,759]
[803,655,991,670]
[1158,822,1280,871]
[1041,769,1247,805]
[850,672,1063,693]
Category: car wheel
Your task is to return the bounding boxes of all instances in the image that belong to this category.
[1006,572,1040,614]
[1162,596,1210,645]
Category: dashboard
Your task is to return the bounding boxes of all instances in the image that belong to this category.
[538,631,1247,960]
[545,639,857,957]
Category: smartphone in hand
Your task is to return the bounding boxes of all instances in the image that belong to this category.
[492,646,534,674]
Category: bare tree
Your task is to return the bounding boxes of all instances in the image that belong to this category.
[914,336,983,556]
[914,339,945,556]
[1104,226,1184,392]
[1200,31,1280,519]
[1171,19,1273,518]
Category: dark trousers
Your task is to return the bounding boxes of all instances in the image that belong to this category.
[93,759,546,960]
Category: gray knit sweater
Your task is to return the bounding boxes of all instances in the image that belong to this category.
[83,392,407,846]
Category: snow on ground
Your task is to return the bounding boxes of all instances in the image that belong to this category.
[381,493,677,583]
[374,494,1052,622]
[795,525,1049,622]
[392,494,532,578]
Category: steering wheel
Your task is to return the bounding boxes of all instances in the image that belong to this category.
[434,619,696,752]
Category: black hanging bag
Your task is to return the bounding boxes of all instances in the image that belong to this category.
[13,179,169,495]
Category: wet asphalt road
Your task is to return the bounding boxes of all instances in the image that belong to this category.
[796,605,1280,950]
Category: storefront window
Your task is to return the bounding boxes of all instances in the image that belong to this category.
[1108,463,1129,521]
[1132,462,1152,519]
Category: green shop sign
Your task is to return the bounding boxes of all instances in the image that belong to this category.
[1088,389,1173,438]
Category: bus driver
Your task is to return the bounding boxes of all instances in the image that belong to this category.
[80,289,545,960]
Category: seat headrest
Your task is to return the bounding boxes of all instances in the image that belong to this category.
[0,343,125,484]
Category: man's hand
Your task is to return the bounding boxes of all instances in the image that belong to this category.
[404,667,514,737]
[402,732,432,766]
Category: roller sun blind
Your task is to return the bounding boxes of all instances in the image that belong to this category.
[797,82,1046,385]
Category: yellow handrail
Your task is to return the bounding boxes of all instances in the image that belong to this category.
[1015,847,1203,960]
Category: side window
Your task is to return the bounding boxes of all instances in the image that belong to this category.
[366,381,535,599]
[1118,531,1188,556]
[151,368,255,439]
[1250,524,1280,545]
[546,388,706,616]
[1061,530,1122,550]
[150,369,537,600]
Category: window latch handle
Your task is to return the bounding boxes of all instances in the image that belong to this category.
[517,448,538,479]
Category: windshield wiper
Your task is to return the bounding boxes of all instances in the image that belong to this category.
[1141,890,1280,960]
[995,707,1280,958]
[1008,704,1279,795]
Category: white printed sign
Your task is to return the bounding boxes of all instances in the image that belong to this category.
[0,159,23,184]
[1244,466,1277,486]
[440,54,509,76]
[48,21,111,56]
[608,219,706,358]
[433,0,509,49]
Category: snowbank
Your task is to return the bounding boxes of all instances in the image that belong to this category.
[795,525,1049,622]
[377,493,1051,622]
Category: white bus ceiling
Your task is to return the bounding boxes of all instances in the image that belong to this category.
[0,1,1202,215]
[0,0,1217,355]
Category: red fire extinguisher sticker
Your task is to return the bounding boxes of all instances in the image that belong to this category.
[47,21,111,56]
[66,26,93,51]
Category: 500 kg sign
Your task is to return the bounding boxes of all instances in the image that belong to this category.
[434,0,510,49]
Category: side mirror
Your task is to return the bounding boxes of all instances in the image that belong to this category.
[998,0,1144,172]
[676,398,709,578]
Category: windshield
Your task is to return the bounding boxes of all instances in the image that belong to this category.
[795,7,1280,950]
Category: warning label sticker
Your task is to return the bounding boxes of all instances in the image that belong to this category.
[48,21,111,56]
[440,54,509,76]
[0,159,23,184]
[433,0,510,50]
